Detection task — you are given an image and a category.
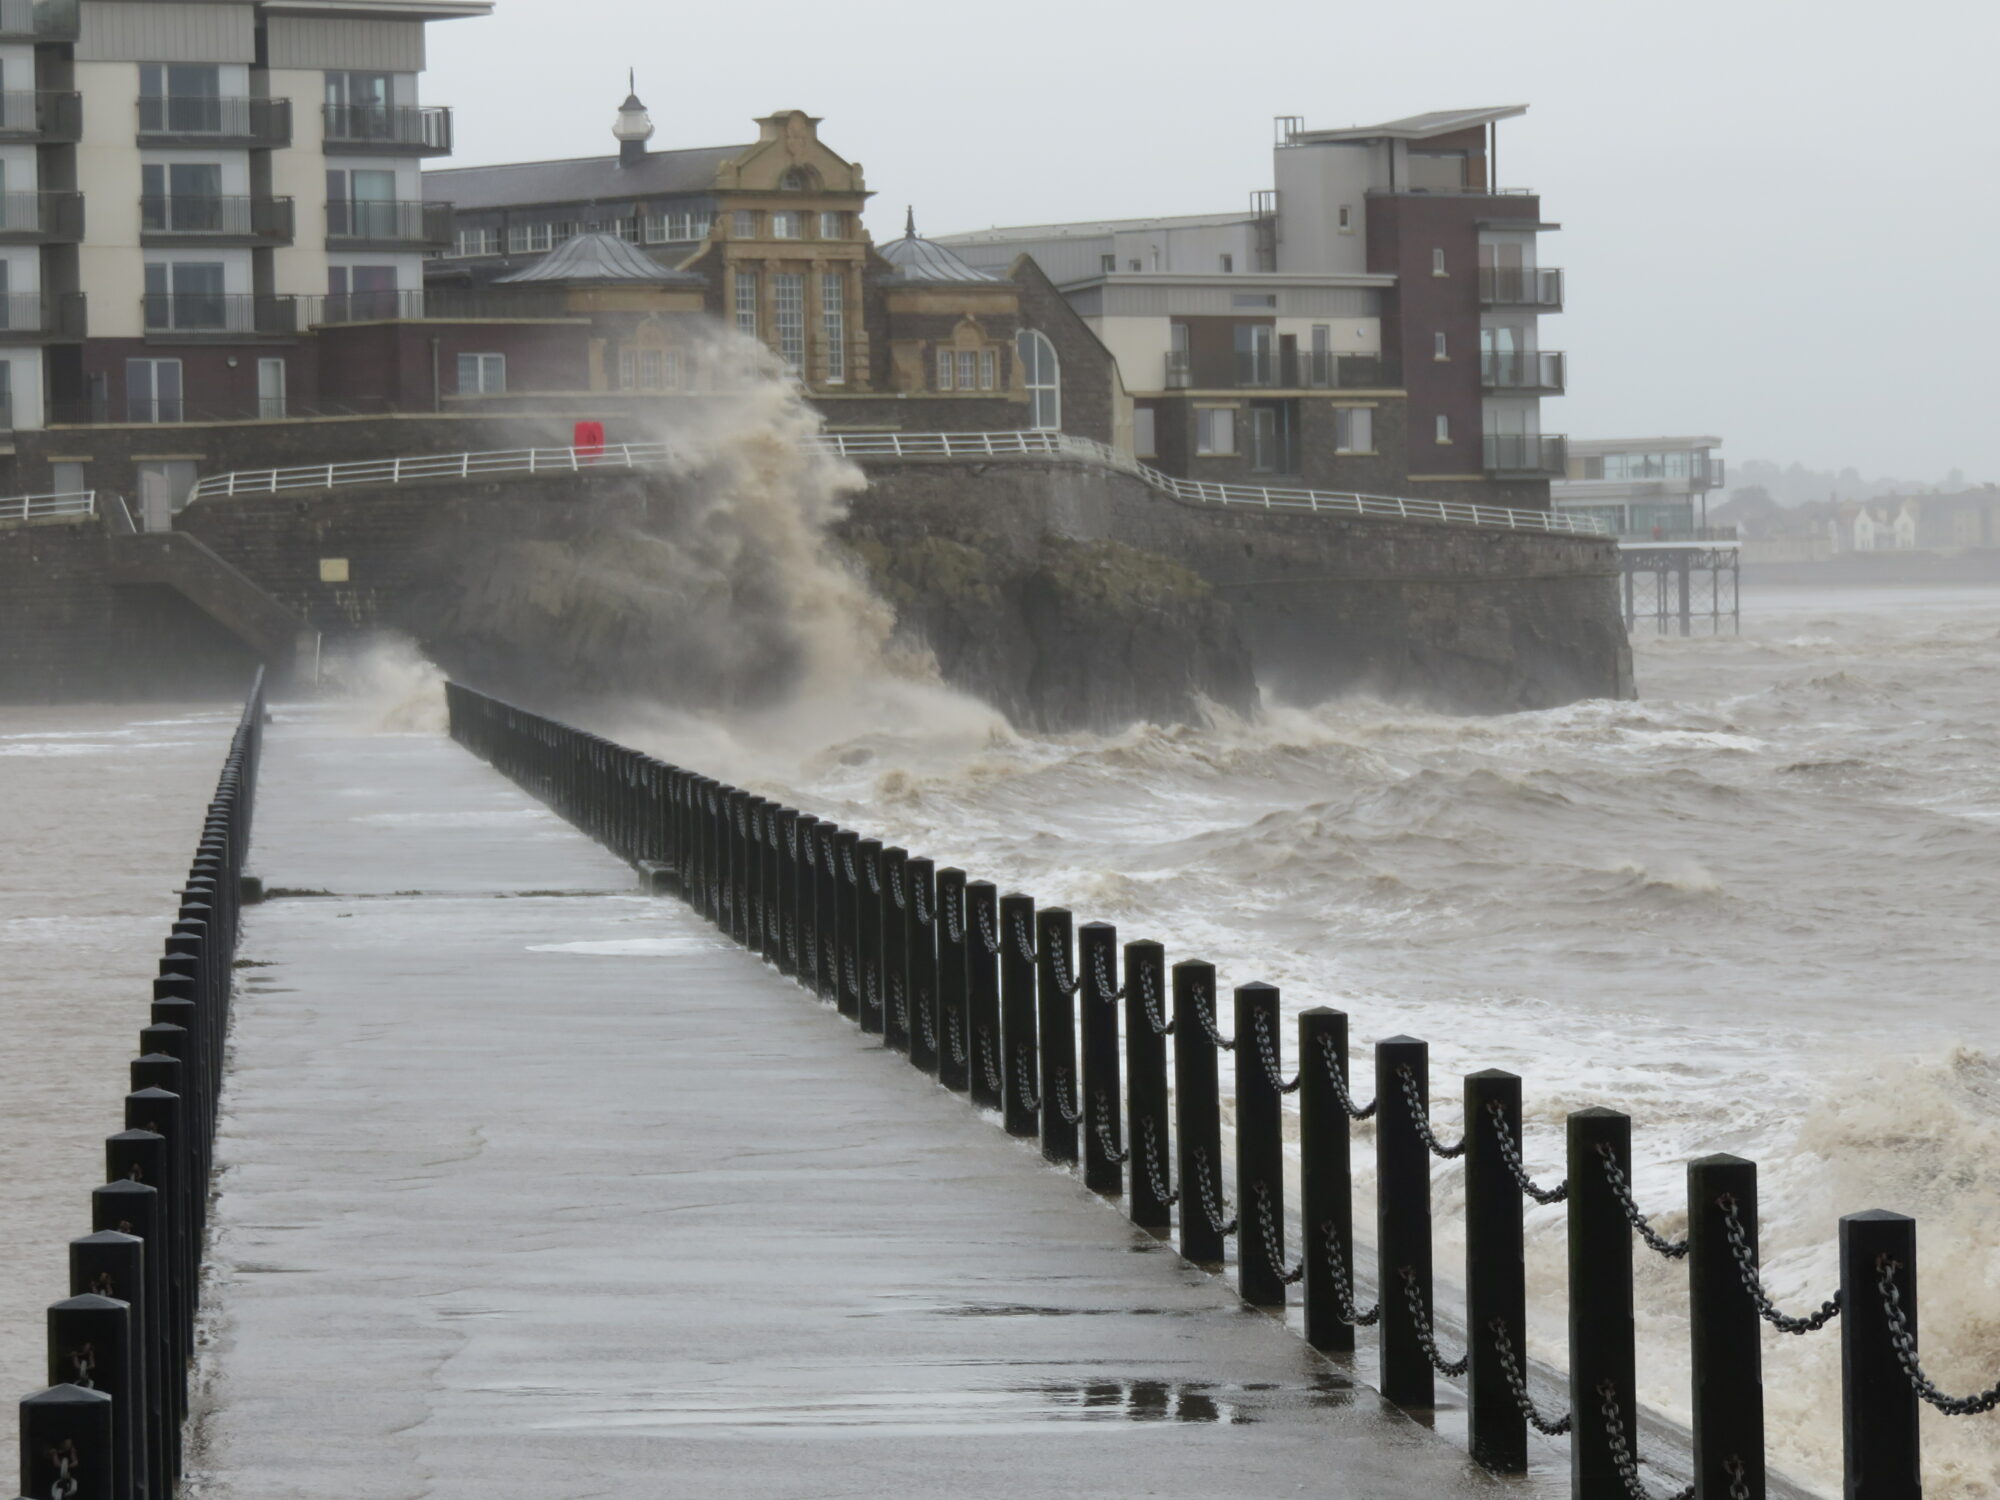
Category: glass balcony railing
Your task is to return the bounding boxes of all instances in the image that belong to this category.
[140,195,294,242]
[1479,350,1566,392]
[1484,433,1568,477]
[0,0,78,40]
[0,191,83,241]
[0,89,80,140]
[137,95,292,147]
[322,103,453,155]
[1478,266,1564,310]
[142,293,297,337]
[325,199,453,247]
[0,290,85,340]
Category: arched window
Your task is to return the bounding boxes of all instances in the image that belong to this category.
[1017,329,1060,431]
[779,166,820,192]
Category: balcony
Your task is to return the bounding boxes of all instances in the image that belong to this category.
[1296,350,1399,389]
[322,103,453,156]
[0,90,81,142]
[141,293,298,338]
[1484,433,1568,478]
[140,195,295,246]
[136,95,292,148]
[1479,266,1564,310]
[303,286,576,325]
[0,290,85,343]
[1480,349,1566,394]
[325,199,453,250]
[1165,347,1397,391]
[0,191,83,243]
[0,0,78,39]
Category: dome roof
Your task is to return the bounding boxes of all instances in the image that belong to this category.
[496,231,704,285]
[877,207,999,285]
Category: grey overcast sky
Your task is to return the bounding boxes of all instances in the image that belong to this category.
[426,0,1998,482]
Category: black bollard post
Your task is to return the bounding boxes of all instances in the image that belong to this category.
[831,829,858,1017]
[1688,1155,1764,1500]
[728,791,751,948]
[934,868,970,1092]
[797,816,823,997]
[998,893,1038,1136]
[1122,941,1172,1231]
[1839,1210,1920,1500]
[855,840,885,1034]
[1376,1036,1434,1409]
[138,1022,202,1180]
[762,802,783,962]
[743,798,769,958]
[69,1233,152,1500]
[906,857,939,1074]
[965,882,1003,1110]
[1174,960,1229,1266]
[1235,982,1290,1308]
[47,1295,139,1500]
[1300,1007,1360,1353]
[1465,1069,1528,1473]
[90,1181,171,1485]
[118,1097,188,1432]
[1077,923,1122,1195]
[774,808,799,979]
[18,1384,115,1500]
[1036,908,1080,1165]
[1568,1107,1637,1499]
[881,847,911,1052]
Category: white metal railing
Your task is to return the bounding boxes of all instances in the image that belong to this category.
[186,433,1608,537]
[0,489,95,523]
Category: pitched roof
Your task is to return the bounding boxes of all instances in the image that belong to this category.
[495,231,705,284]
[423,144,749,211]
[1289,105,1527,143]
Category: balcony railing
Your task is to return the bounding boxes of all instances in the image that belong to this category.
[137,95,292,147]
[1480,349,1566,393]
[1484,433,1569,477]
[304,287,577,325]
[141,293,297,337]
[1165,348,1397,391]
[0,290,85,341]
[1479,266,1564,310]
[0,191,83,242]
[140,195,294,243]
[0,0,78,39]
[322,103,453,155]
[0,90,80,140]
[1296,350,1398,389]
[325,199,453,248]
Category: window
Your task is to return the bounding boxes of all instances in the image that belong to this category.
[979,348,997,390]
[620,348,686,391]
[957,350,977,391]
[1231,293,1277,308]
[773,271,806,371]
[1235,323,1275,385]
[1195,407,1236,456]
[643,215,670,244]
[453,227,498,256]
[1432,248,1447,276]
[779,166,819,191]
[615,217,641,243]
[1017,329,1060,430]
[936,348,954,391]
[139,64,222,133]
[127,357,183,422]
[821,273,845,384]
[1434,331,1448,360]
[326,167,397,239]
[1333,407,1372,454]
[1337,204,1352,232]
[1220,253,1233,273]
[51,461,85,495]
[771,210,801,240]
[508,222,553,254]
[257,357,286,419]
[141,162,222,232]
[553,221,577,243]
[327,264,397,319]
[325,70,392,140]
[457,352,505,394]
[819,211,844,239]
[732,210,757,239]
[1435,414,1451,443]
[1128,258,1141,271]
[734,269,758,337]
[143,261,225,329]
[1100,254,1115,274]
[1133,406,1156,458]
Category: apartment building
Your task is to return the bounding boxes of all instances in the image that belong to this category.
[1552,436,1725,536]
[1,0,482,453]
[940,106,1564,504]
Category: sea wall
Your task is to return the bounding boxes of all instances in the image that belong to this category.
[0,457,1631,723]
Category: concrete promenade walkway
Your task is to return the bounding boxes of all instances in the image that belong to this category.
[187,713,1501,1498]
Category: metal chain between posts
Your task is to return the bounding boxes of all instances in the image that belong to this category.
[1398,1267,1469,1376]
[890,971,909,1033]
[1252,1009,1301,1094]
[1015,1044,1042,1113]
[1010,913,1037,967]
[1093,1089,1128,1164]
[1319,1034,1377,1119]
[977,1027,1003,1094]
[1048,939,1083,998]
[1877,1255,2000,1415]
[1050,1062,1084,1125]
[1598,1144,1689,1259]
[1090,947,1124,1000]
[1717,1194,1841,1334]
[1191,982,1234,1050]
[1489,1100,1568,1203]
[842,844,858,884]
[1136,963,1172,1035]
[889,862,906,911]
[1598,1379,1695,1500]
[1396,1063,1466,1159]
[1724,1458,1752,1500]
[1250,1182,1304,1284]
[785,910,799,967]
[865,851,882,895]
[865,965,883,1015]
[802,924,819,984]
[944,886,965,944]
[975,901,1001,955]
[945,1002,967,1066]
[844,948,860,1002]
[1491,1317,1571,1435]
[68,1346,95,1390]
[1138,1115,1177,1205]
[49,1445,79,1500]
[1318,1225,1381,1326]
[913,878,932,928]
[1191,1146,1236,1236]
[917,986,937,1053]
[785,820,798,859]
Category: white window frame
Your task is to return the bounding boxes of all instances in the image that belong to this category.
[770,210,801,240]
[1434,331,1448,360]
[457,352,505,394]
[1432,247,1447,276]
[819,211,843,239]
[773,271,806,371]
[1017,329,1060,430]
[1435,413,1451,443]
[732,209,757,239]
[936,348,954,391]
[1195,406,1236,456]
[734,269,758,337]
[979,348,996,390]
[1334,407,1372,455]
[508,222,552,254]
[821,272,845,385]
[1132,406,1156,458]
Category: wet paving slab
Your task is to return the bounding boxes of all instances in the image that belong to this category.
[187,716,1509,1498]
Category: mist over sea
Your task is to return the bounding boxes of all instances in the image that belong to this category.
[5,583,1996,1494]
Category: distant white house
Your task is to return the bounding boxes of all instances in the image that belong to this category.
[1836,500,1918,552]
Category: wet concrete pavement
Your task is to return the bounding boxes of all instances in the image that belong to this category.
[187,714,1507,1498]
